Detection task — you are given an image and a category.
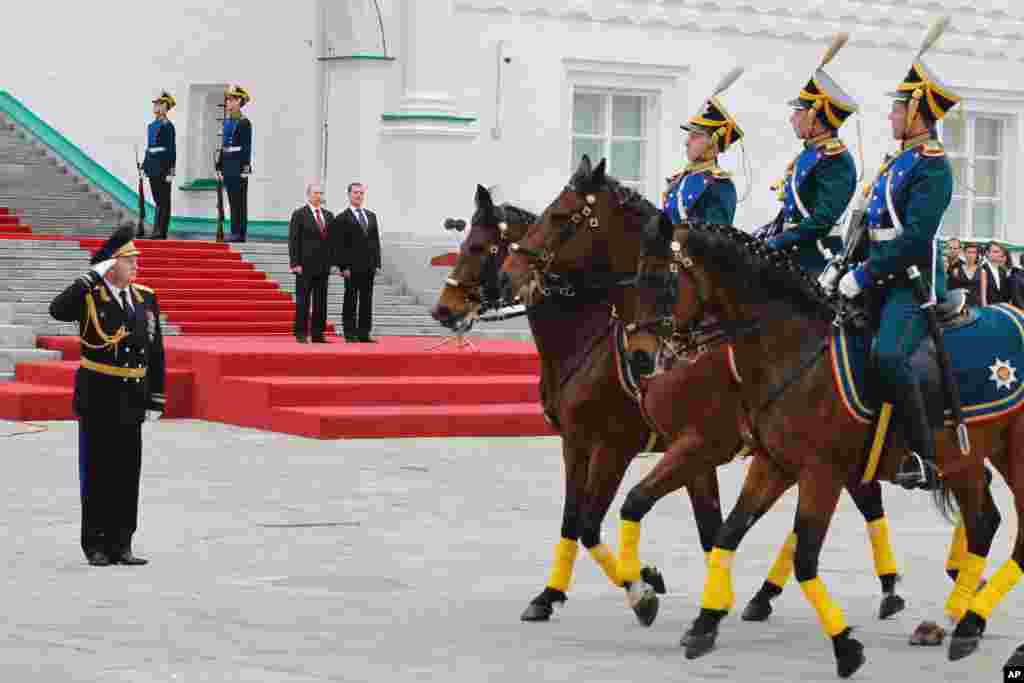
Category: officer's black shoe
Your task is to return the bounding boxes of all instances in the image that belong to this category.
[893,381,939,491]
[295,336,307,344]
[311,336,328,344]
[114,552,149,566]
[87,551,112,566]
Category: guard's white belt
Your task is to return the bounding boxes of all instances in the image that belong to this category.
[147,147,165,152]
[224,146,242,152]
[869,226,901,242]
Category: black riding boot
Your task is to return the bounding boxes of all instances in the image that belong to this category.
[893,380,939,491]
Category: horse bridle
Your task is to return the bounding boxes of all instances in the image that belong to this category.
[507,184,637,301]
[445,208,516,311]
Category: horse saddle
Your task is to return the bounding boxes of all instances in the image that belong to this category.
[832,298,1024,427]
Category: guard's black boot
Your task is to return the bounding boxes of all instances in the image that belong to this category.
[893,381,939,491]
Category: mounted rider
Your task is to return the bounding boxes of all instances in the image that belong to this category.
[758,34,858,276]
[835,18,959,490]
[662,67,743,227]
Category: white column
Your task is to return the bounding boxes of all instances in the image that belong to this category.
[382,0,477,136]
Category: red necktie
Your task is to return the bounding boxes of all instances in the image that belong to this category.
[316,208,325,238]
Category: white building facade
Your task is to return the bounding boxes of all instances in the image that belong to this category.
[2,1,1023,286]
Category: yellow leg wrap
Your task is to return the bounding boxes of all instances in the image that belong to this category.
[546,537,579,593]
[945,552,987,622]
[588,544,622,587]
[866,518,898,577]
[969,558,1023,620]
[800,577,849,638]
[765,532,797,589]
[616,520,642,585]
[945,523,967,574]
[700,548,736,611]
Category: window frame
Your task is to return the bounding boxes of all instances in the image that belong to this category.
[571,89,651,194]
[941,112,1010,241]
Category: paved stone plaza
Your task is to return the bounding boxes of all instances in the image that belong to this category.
[1,418,1020,682]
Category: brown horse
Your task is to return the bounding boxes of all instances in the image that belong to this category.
[498,158,909,632]
[634,217,1013,676]
[433,182,722,625]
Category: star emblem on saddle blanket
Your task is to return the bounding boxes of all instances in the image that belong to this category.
[989,358,1018,391]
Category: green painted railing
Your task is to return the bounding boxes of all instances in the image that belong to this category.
[0,89,289,240]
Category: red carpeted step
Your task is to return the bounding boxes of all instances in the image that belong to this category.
[137,258,256,270]
[221,374,539,407]
[175,322,334,335]
[0,226,32,234]
[135,277,279,290]
[266,403,554,439]
[136,268,267,281]
[85,247,243,261]
[169,310,295,323]
[0,207,10,215]
[37,336,79,359]
[0,214,20,225]
[0,234,64,241]
[13,360,195,418]
[0,382,73,421]
[78,238,231,250]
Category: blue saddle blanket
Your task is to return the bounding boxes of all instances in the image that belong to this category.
[831,303,1024,424]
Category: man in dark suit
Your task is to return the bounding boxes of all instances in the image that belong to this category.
[331,182,381,342]
[288,183,334,343]
[49,224,166,567]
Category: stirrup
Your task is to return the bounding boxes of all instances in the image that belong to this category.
[894,452,927,490]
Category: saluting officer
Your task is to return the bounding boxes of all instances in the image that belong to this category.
[49,224,166,566]
[758,34,859,276]
[143,91,176,240]
[216,85,253,243]
[836,21,959,490]
[663,67,743,227]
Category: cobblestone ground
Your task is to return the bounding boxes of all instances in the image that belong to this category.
[1,419,1020,682]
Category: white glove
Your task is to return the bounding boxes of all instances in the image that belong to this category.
[145,410,163,422]
[817,263,840,293]
[91,258,117,277]
[838,271,863,299]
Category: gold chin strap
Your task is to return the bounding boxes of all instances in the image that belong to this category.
[904,88,924,141]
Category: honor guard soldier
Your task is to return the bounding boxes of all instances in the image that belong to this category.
[49,224,166,566]
[663,67,744,227]
[758,34,858,276]
[836,19,959,489]
[143,91,176,239]
[216,85,252,243]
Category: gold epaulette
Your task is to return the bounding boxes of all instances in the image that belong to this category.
[132,283,155,294]
[709,167,731,179]
[819,138,848,156]
[921,141,946,157]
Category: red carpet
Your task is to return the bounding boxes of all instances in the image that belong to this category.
[0,207,32,234]
[0,336,554,439]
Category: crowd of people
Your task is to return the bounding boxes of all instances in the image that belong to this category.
[944,237,1024,309]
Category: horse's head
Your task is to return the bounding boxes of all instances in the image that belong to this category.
[431,184,535,331]
[499,155,657,308]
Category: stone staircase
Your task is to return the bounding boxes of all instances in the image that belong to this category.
[0,238,180,337]
[0,301,61,381]
[0,112,126,235]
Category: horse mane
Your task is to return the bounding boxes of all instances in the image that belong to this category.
[684,224,835,321]
[471,200,538,228]
[501,204,539,226]
[567,165,659,222]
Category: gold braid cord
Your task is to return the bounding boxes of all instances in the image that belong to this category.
[80,292,130,351]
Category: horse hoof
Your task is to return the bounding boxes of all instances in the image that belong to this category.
[909,620,945,646]
[631,590,660,627]
[835,636,865,679]
[741,597,772,622]
[878,593,906,620]
[641,566,667,595]
[948,635,980,661]
[520,602,553,622]
[682,629,717,659]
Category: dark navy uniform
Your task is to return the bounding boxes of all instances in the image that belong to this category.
[839,52,960,488]
[49,226,166,564]
[216,85,253,242]
[142,92,176,239]
[759,58,858,276]
[665,70,744,227]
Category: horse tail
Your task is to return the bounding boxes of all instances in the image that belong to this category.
[931,475,960,524]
